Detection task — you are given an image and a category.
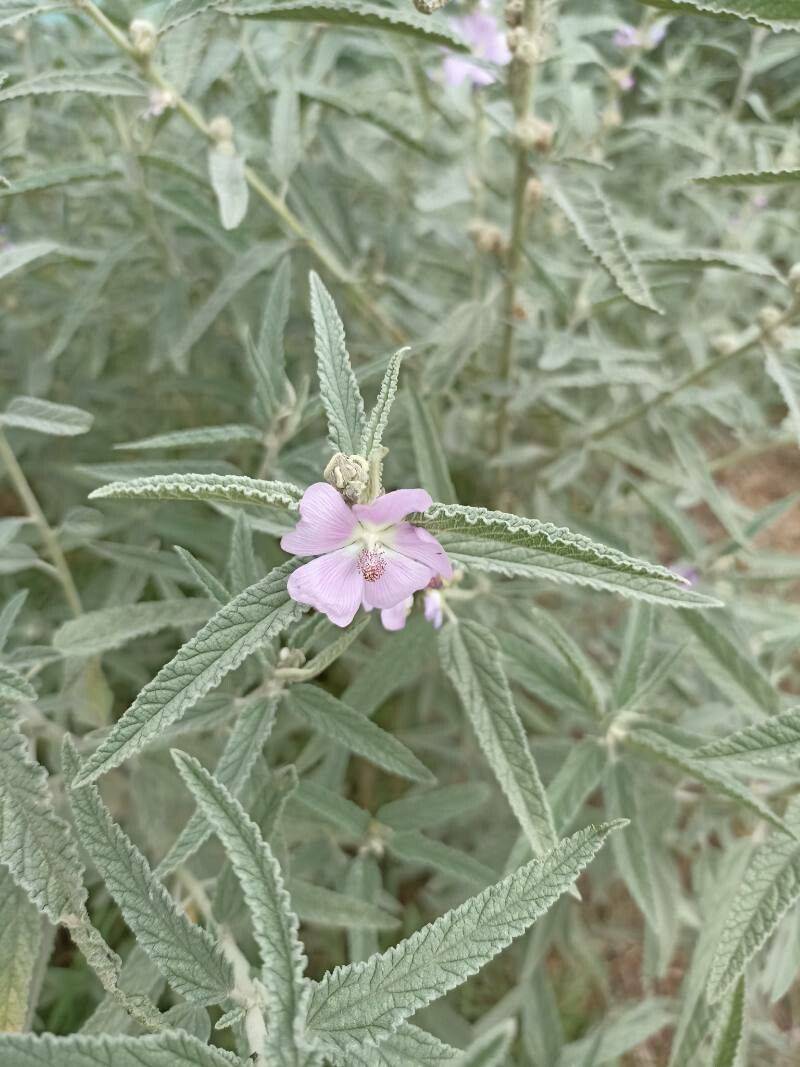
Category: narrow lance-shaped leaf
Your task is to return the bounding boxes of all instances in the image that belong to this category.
[89,472,302,520]
[63,740,234,1006]
[641,0,800,31]
[330,1024,460,1066]
[74,560,304,786]
[285,684,435,784]
[415,502,722,608]
[549,177,662,314]
[626,726,792,837]
[693,168,800,187]
[172,752,307,1061]
[712,976,746,1067]
[0,1032,242,1067]
[697,706,800,763]
[614,601,653,708]
[53,599,214,658]
[115,425,263,451]
[249,255,292,423]
[288,878,399,931]
[224,0,470,49]
[0,240,58,280]
[208,145,249,231]
[529,605,606,717]
[0,70,146,102]
[707,800,800,1004]
[304,821,625,1055]
[0,664,37,705]
[1,396,93,436]
[361,348,406,459]
[0,707,86,923]
[439,621,557,857]
[0,864,45,1032]
[308,271,365,455]
[408,392,458,505]
[604,762,659,931]
[455,1019,517,1067]
[765,348,800,449]
[157,695,278,876]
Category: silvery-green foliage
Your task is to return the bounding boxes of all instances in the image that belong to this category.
[3,0,800,1060]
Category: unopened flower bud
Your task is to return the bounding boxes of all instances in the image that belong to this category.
[129,18,157,57]
[208,115,235,144]
[524,176,544,209]
[506,28,538,64]
[467,220,507,256]
[324,452,370,502]
[711,334,739,356]
[788,263,800,294]
[515,116,554,152]
[504,0,524,27]
[144,88,176,119]
[758,305,783,332]
[278,646,305,669]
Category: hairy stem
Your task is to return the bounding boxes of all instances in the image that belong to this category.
[0,428,82,617]
[496,0,540,454]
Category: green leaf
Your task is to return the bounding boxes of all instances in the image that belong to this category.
[415,503,722,608]
[270,83,302,186]
[439,621,557,857]
[0,707,86,922]
[377,783,491,831]
[291,781,371,841]
[286,684,435,784]
[547,740,608,833]
[0,70,146,102]
[0,663,36,705]
[712,976,746,1067]
[698,706,800,764]
[528,605,607,717]
[550,177,662,314]
[115,425,264,451]
[627,727,792,836]
[0,0,69,29]
[171,243,284,367]
[308,271,365,455]
[0,1032,240,1066]
[676,610,779,715]
[1,396,93,436]
[53,599,214,657]
[0,240,58,281]
[157,696,278,876]
[63,740,234,1005]
[0,864,45,1032]
[289,877,399,930]
[0,590,28,652]
[408,393,458,505]
[88,473,302,531]
[765,349,800,449]
[387,831,495,890]
[361,349,406,460]
[709,839,800,1003]
[613,602,653,709]
[174,548,231,605]
[74,561,304,785]
[172,751,307,1056]
[0,161,117,198]
[455,1020,516,1067]
[304,822,624,1055]
[637,247,781,280]
[208,146,249,231]
[693,168,800,186]
[641,0,800,30]
[604,762,659,930]
[248,256,292,424]
[224,0,469,48]
[329,1024,459,1066]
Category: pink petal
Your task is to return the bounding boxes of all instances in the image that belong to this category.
[281,482,357,557]
[424,589,444,629]
[381,598,412,631]
[392,524,453,581]
[361,551,434,610]
[352,488,433,527]
[287,548,363,627]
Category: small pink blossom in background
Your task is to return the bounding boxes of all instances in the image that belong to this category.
[376,579,445,632]
[423,585,445,629]
[443,3,510,88]
[281,483,452,628]
[613,24,640,49]
[615,70,636,92]
[670,563,699,587]
[647,19,669,47]
[752,192,769,210]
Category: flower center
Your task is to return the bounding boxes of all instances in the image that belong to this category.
[357,548,387,582]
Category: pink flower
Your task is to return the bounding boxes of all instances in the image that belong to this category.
[443,6,510,88]
[423,587,445,629]
[613,24,640,49]
[281,483,452,628]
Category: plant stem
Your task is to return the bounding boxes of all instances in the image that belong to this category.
[496,0,539,454]
[0,428,82,617]
[579,298,800,446]
[72,0,405,343]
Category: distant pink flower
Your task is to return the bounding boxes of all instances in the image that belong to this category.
[423,586,445,629]
[752,192,769,210]
[613,24,640,49]
[647,19,669,47]
[281,483,452,628]
[670,564,699,586]
[443,6,510,88]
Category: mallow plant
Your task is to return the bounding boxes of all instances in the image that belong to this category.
[2,0,800,1064]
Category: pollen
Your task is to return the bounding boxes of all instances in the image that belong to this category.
[357,548,387,582]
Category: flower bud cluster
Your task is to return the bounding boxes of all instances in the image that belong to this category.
[467,220,507,257]
[323,452,370,502]
[129,18,158,58]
